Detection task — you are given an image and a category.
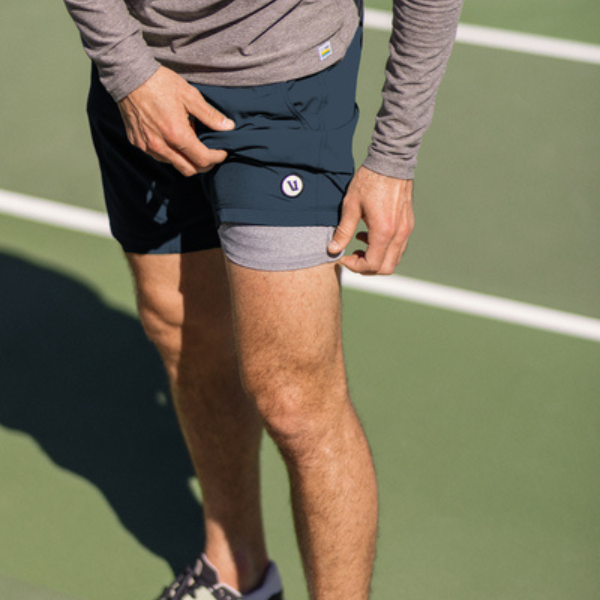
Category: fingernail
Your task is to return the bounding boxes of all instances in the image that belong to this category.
[222,117,235,129]
[329,241,339,252]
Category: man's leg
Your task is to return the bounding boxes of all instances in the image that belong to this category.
[225,260,379,600]
[127,249,269,593]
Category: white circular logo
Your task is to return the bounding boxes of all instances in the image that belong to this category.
[281,174,304,198]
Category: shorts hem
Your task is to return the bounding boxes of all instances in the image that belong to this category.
[217,208,340,227]
[114,231,221,255]
[224,250,342,272]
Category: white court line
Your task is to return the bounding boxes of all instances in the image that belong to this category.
[0,189,110,237]
[1,188,599,343]
[343,272,600,343]
[364,8,600,65]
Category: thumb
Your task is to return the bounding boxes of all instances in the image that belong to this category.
[188,88,235,132]
[328,201,361,255]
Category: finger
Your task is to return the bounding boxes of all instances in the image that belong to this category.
[186,88,235,132]
[328,202,361,255]
[338,237,388,274]
[141,130,212,176]
[377,243,403,275]
[375,223,413,274]
[172,149,226,176]
[356,219,397,272]
[377,210,415,273]
[339,251,379,276]
[166,126,228,175]
[147,143,203,177]
[336,216,392,274]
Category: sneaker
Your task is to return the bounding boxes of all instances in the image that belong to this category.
[156,554,283,600]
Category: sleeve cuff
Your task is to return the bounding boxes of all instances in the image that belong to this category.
[362,151,416,180]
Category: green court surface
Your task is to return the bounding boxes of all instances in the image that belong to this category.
[1,1,599,599]
[0,574,82,600]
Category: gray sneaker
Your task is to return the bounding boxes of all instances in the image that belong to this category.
[156,554,283,600]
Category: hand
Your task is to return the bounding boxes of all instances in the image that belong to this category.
[328,167,414,275]
[117,66,235,176]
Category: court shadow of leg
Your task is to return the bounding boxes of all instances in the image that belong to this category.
[0,252,204,571]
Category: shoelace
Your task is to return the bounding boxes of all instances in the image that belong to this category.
[210,586,241,600]
[158,558,267,600]
[158,565,200,600]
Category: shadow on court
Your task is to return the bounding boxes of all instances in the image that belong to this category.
[0,252,204,572]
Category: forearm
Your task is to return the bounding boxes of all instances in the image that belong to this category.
[363,0,463,179]
[63,0,159,101]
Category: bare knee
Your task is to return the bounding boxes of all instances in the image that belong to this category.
[240,353,349,462]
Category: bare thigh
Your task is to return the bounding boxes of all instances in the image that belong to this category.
[224,261,348,448]
[125,248,237,377]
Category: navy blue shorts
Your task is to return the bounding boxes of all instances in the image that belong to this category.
[87,28,361,254]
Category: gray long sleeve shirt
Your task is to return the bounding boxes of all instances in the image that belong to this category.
[63,0,463,179]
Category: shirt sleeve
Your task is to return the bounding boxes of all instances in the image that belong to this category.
[362,0,463,179]
[63,0,160,101]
